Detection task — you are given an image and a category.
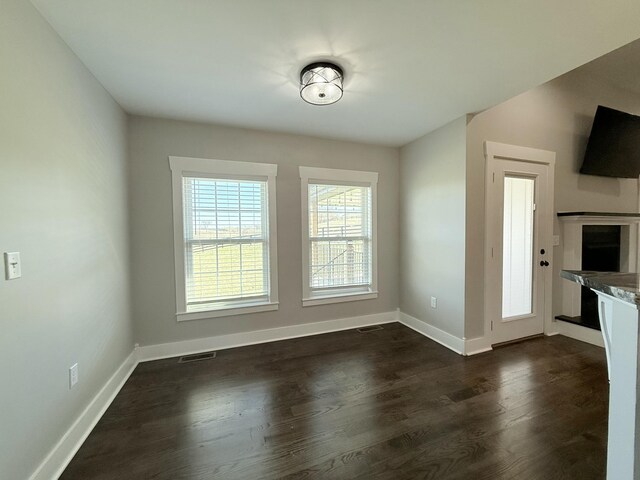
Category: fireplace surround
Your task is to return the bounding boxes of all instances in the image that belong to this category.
[557,212,640,337]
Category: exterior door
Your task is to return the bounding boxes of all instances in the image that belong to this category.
[485,142,555,345]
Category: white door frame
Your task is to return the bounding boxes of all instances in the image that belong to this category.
[484,141,556,344]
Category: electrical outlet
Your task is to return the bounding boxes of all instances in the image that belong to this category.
[430,296,437,309]
[69,363,78,389]
[4,252,21,280]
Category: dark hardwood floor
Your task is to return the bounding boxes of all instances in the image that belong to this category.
[61,323,608,479]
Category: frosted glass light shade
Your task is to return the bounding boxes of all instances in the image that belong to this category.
[300,62,343,105]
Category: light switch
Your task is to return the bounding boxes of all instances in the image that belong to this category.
[552,235,560,247]
[4,252,21,280]
[69,363,79,389]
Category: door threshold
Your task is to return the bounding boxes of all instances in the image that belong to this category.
[492,333,544,349]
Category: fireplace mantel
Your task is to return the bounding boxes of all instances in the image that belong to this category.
[558,211,640,222]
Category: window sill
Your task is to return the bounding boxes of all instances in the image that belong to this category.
[176,302,279,322]
[302,291,378,307]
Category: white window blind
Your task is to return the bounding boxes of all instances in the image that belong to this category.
[308,183,372,290]
[182,176,269,312]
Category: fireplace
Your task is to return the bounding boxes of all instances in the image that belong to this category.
[557,212,640,335]
[578,225,622,330]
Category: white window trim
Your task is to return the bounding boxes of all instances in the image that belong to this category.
[169,156,279,321]
[299,166,378,307]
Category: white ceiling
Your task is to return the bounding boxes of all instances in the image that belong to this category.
[31,0,640,146]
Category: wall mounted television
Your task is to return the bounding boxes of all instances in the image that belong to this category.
[580,105,640,178]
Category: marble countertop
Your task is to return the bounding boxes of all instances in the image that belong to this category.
[561,270,640,306]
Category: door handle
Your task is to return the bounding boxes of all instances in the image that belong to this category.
[539,260,549,267]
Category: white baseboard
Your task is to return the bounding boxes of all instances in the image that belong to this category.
[398,311,465,355]
[136,310,399,362]
[25,309,407,479]
[463,336,493,356]
[555,320,605,348]
[29,351,137,480]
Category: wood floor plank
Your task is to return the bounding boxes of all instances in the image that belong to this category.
[60,323,608,479]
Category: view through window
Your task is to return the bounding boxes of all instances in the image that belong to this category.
[308,183,372,291]
[183,177,269,312]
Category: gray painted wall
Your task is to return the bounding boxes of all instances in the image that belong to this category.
[0,1,133,478]
[465,69,640,339]
[9,3,639,476]
[399,117,467,339]
[128,116,400,346]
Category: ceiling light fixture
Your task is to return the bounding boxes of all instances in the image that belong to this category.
[299,62,344,106]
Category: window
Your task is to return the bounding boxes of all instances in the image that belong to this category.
[300,167,378,306]
[169,156,278,321]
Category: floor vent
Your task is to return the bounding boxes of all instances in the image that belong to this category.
[357,325,384,333]
[178,351,217,363]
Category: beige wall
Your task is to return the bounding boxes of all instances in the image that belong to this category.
[466,69,640,339]
[128,116,400,346]
[399,117,467,339]
[0,1,133,479]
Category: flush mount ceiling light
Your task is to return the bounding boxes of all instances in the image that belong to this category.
[299,62,344,106]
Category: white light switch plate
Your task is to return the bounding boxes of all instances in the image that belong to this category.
[4,252,21,280]
[69,363,78,389]
[430,296,437,309]
[552,235,560,246]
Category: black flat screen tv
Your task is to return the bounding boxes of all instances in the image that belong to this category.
[580,105,640,178]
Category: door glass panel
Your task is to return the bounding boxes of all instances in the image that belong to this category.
[502,176,535,318]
